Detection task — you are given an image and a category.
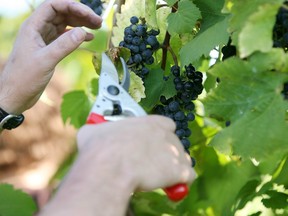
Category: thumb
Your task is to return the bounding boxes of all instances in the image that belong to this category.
[43,27,87,66]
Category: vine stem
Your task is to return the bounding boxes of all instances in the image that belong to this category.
[167,46,178,66]
[160,2,178,70]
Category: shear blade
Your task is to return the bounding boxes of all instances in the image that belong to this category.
[120,57,130,92]
[101,53,119,83]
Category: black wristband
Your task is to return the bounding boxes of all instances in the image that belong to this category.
[0,108,24,130]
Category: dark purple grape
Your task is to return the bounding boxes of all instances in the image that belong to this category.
[187,113,195,121]
[130,16,139,24]
[181,138,191,149]
[168,101,180,112]
[174,111,185,121]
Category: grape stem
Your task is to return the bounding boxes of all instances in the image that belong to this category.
[160,2,178,70]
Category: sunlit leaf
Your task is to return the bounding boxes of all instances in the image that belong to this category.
[61,90,92,128]
[0,184,37,216]
[238,4,279,57]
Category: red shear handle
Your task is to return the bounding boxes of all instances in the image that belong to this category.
[86,113,107,124]
[164,183,189,202]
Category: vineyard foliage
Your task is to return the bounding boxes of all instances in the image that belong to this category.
[59,0,288,215]
[1,0,287,215]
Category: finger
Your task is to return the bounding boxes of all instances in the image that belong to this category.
[41,27,87,66]
[178,165,196,184]
[64,28,94,41]
[36,0,102,28]
[149,115,177,132]
[67,1,102,28]
[85,32,95,41]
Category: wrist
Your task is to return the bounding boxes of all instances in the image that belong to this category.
[40,152,136,216]
[0,77,20,115]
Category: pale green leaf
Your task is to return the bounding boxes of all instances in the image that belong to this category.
[61,90,92,128]
[0,184,37,216]
[167,0,201,35]
[238,4,280,58]
[229,0,284,45]
[145,0,158,29]
[248,49,288,73]
[129,71,146,102]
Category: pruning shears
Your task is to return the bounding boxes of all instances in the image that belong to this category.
[86,53,189,202]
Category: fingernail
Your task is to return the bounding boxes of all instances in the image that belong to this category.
[71,28,86,42]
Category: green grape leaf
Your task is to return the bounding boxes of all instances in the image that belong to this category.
[61,90,92,128]
[167,0,201,35]
[233,180,260,211]
[140,68,165,112]
[131,192,177,215]
[180,158,259,215]
[229,0,283,46]
[0,184,37,216]
[238,4,279,58]
[179,0,229,65]
[261,190,288,209]
[162,76,177,99]
[180,16,230,65]
[203,57,288,160]
[129,71,146,102]
[194,0,227,31]
[140,67,177,112]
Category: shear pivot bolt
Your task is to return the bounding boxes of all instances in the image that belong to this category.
[107,85,120,95]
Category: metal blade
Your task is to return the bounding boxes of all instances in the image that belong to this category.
[100,53,119,83]
[120,57,130,92]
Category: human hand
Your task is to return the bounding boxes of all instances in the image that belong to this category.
[77,115,195,192]
[0,0,102,114]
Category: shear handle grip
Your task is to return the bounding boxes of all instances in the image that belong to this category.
[86,113,188,201]
[164,183,189,202]
[86,113,107,124]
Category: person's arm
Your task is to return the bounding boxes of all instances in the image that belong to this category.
[38,116,196,216]
[0,0,102,116]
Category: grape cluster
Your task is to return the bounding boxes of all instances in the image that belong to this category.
[80,0,103,16]
[273,1,288,49]
[119,16,160,79]
[221,45,236,61]
[221,38,236,61]
[153,65,203,156]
